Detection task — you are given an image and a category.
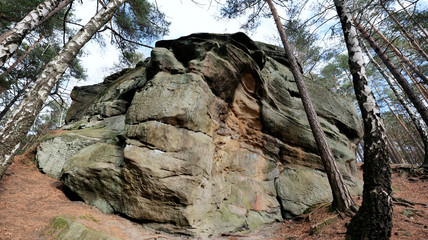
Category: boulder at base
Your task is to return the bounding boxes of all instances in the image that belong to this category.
[36,32,363,237]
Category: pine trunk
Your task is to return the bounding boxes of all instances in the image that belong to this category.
[266,0,356,213]
[363,17,428,85]
[0,0,126,180]
[355,19,428,126]
[333,0,393,239]
[0,0,72,67]
[397,0,428,42]
[381,5,428,61]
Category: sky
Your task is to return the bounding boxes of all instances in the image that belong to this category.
[73,0,279,87]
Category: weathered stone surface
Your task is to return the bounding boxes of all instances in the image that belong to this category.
[126,72,214,134]
[65,67,145,123]
[36,32,363,237]
[36,115,125,179]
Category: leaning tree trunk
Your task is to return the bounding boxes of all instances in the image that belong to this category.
[362,41,428,165]
[363,17,428,85]
[355,18,428,127]
[265,0,356,214]
[0,0,73,67]
[381,5,428,61]
[334,0,393,239]
[0,0,126,180]
[0,79,33,122]
[397,0,428,43]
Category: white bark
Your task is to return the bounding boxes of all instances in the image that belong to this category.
[0,0,126,180]
[334,0,393,238]
[0,0,71,67]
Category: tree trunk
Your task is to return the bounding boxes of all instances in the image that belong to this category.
[363,16,428,85]
[385,134,404,164]
[363,43,428,160]
[0,79,34,122]
[0,0,72,67]
[1,34,44,80]
[381,5,428,61]
[265,0,356,214]
[0,0,126,180]
[355,18,428,127]
[334,0,393,239]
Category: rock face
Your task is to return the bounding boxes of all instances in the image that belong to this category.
[36,32,363,237]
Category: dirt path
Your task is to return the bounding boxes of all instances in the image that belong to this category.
[0,154,427,240]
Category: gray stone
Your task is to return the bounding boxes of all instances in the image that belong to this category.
[126,72,214,134]
[36,132,97,179]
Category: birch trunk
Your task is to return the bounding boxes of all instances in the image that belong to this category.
[0,0,126,180]
[333,0,393,239]
[265,0,356,214]
[355,19,428,126]
[362,41,428,165]
[0,0,73,67]
[1,35,45,80]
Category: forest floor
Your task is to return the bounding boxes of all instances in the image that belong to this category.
[0,151,427,240]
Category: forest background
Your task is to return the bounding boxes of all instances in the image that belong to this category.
[2,0,424,164]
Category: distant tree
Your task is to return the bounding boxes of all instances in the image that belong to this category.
[0,0,170,180]
[282,19,324,75]
[0,38,85,122]
[316,54,355,99]
[333,0,393,239]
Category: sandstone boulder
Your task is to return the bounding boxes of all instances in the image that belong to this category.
[36,32,363,237]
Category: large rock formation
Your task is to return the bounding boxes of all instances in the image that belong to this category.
[36,32,363,237]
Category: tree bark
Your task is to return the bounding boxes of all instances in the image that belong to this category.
[355,18,428,127]
[0,0,126,180]
[265,0,356,214]
[334,0,393,239]
[0,0,72,67]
